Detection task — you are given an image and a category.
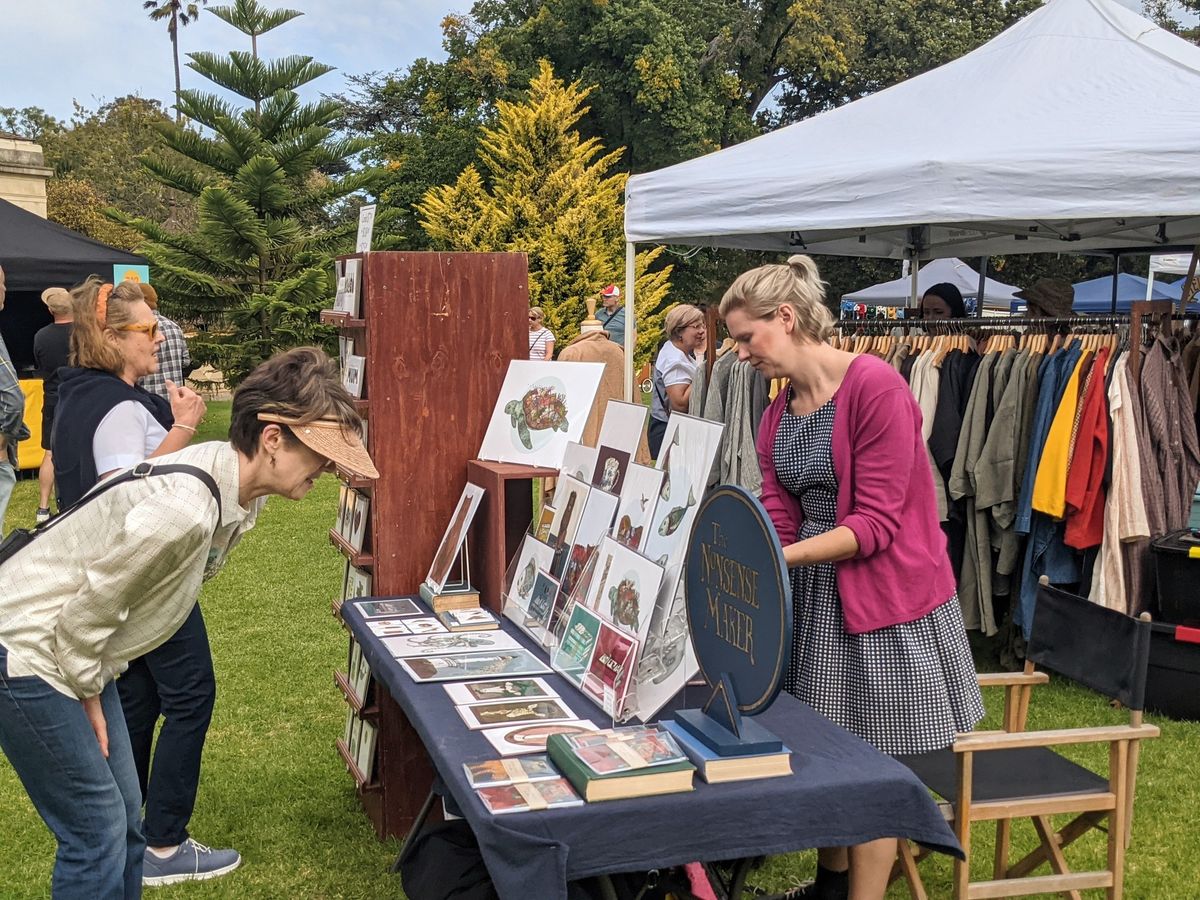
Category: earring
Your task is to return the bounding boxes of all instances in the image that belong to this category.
[270,454,277,469]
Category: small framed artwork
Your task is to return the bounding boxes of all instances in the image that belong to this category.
[546,475,591,550]
[582,536,665,646]
[343,354,366,399]
[591,446,631,495]
[525,570,560,633]
[347,491,370,553]
[506,535,556,611]
[355,597,420,618]
[345,566,373,600]
[560,442,599,482]
[531,505,555,543]
[426,484,486,595]
[356,719,378,781]
[597,400,649,458]
[612,463,665,552]
[337,258,362,318]
[338,335,354,375]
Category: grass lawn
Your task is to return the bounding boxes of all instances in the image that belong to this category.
[1,402,1197,897]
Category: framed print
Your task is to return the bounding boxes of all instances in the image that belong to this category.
[398,649,551,683]
[345,566,373,601]
[559,488,619,598]
[477,361,605,468]
[356,719,378,781]
[597,400,649,458]
[426,484,486,594]
[444,677,559,706]
[381,630,522,659]
[354,597,420,618]
[591,446,631,495]
[551,602,602,686]
[346,490,370,553]
[546,475,590,550]
[524,571,560,633]
[581,623,639,714]
[456,696,579,731]
[479,720,599,757]
[582,536,665,645]
[343,354,366,399]
[336,257,362,317]
[640,414,723,570]
[560,442,598,482]
[335,483,350,537]
[506,535,555,611]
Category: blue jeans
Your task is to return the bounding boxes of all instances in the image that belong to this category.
[0,643,145,899]
[0,459,15,535]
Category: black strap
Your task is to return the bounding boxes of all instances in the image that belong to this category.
[34,461,222,540]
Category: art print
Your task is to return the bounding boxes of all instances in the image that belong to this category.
[524,571,560,633]
[364,618,411,637]
[612,463,664,552]
[478,361,605,468]
[559,489,619,598]
[560,442,598,482]
[531,505,555,543]
[546,475,590,550]
[444,677,558,706]
[582,536,664,645]
[551,602,602,685]
[506,535,556,611]
[480,720,599,757]
[382,630,522,658]
[426,483,486,593]
[463,754,558,788]
[625,570,698,723]
[347,490,370,553]
[355,597,419,618]
[640,414,723,569]
[475,777,583,813]
[343,354,366,399]
[337,335,354,376]
[456,696,578,730]
[356,719,378,781]
[349,640,371,701]
[591,446,631,495]
[582,623,638,712]
[399,649,551,683]
[406,617,449,634]
[335,483,350,537]
[597,400,649,458]
[345,567,373,601]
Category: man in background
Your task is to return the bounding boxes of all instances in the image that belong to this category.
[32,286,73,523]
[595,283,626,348]
[0,265,29,534]
[136,283,193,398]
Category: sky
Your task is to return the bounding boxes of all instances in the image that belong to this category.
[0,0,1179,125]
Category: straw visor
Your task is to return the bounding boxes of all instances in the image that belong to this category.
[257,413,379,479]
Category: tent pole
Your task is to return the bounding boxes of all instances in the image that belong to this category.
[909,254,919,307]
[1111,252,1120,314]
[976,257,988,318]
[1183,245,1200,315]
[624,241,636,402]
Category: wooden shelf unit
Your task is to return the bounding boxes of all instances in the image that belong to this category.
[326,251,530,838]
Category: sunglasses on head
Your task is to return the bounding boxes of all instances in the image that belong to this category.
[115,321,159,340]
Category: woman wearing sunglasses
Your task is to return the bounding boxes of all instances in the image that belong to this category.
[51,275,232,885]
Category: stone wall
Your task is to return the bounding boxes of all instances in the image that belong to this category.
[0,135,52,218]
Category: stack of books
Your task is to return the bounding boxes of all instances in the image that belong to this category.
[660,720,792,784]
[546,725,695,802]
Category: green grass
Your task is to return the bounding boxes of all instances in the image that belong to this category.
[1,404,1198,897]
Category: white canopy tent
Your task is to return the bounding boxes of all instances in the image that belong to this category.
[1146,253,1197,302]
[620,0,1200,395]
[842,258,1020,309]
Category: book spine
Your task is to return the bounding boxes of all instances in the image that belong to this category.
[546,734,593,799]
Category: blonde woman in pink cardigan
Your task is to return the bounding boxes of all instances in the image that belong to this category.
[720,256,983,900]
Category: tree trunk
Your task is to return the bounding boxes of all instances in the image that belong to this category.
[171,15,183,125]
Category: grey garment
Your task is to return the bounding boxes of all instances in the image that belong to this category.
[0,459,14,536]
[949,352,999,635]
[699,352,765,494]
[0,332,28,467]
[1012,351,1045,528]
[1139,332,1200,532]
[975,349,1025,594]
[688,360,709,418]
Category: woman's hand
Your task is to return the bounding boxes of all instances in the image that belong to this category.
[82,695,109,758]
[783,526,860,568]
[166,380,207,430]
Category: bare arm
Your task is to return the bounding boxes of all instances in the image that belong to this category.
[542,340,555,361]
[666,382,691,412]
[783,525,860,568]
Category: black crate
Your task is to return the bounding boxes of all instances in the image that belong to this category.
[1145,622,1200,721]
[1150,530,1200,625]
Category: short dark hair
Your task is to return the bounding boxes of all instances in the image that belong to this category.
[229,347,362,456]
[922,282,967,318]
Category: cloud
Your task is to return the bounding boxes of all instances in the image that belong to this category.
[2,0,456,119]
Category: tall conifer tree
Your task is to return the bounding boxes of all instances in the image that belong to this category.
[117,0,391,384]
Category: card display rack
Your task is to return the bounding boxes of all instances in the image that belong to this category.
[325,251,530,838]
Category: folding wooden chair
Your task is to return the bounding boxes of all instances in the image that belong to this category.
[894,580,1160,899]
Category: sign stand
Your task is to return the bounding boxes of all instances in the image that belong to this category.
[673,485,792,758]
[418,542,474,606]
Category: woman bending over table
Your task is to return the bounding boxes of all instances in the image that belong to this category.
[720,256,983,900]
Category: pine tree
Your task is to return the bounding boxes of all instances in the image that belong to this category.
[416,60,671,368]
[115,0,393,384]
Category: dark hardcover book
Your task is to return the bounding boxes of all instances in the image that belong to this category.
[546,733,695,802]
[661,720,792,784]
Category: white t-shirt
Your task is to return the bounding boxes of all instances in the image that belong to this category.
[93,401,169,477]
[528,327,555,360]
[651,341,699,423]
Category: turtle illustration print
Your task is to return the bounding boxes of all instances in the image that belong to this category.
[609,577,641,631]
[505,385,569,450]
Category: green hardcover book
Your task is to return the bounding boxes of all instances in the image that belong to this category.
[546,733,695,802]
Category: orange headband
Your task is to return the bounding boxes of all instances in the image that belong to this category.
[96,283,113,325]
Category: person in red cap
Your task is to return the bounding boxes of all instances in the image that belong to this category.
[595,284,625,347]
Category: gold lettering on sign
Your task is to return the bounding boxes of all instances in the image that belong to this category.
[696,522,757,665]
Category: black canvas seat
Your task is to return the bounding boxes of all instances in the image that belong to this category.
[897,746,1108,805]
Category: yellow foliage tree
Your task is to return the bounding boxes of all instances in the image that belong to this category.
[417,60,672,367]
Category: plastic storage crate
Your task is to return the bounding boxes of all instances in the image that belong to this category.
[1145,622,1200,721]
[1150,530,1200,625]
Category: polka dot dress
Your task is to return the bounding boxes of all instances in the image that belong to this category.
[774,394,984,755]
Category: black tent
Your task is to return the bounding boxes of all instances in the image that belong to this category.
[0,198,148,371]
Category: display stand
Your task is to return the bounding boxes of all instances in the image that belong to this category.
[467,459,558,612]
[325,251,530,837]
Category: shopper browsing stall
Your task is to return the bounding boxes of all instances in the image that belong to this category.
[528,307,555,360]
[0,346,376,898]
[720,256,983,900]
[33,286,73,523]
[648,303,706,457]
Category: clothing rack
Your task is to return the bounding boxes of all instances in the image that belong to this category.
[835,313,1200,333]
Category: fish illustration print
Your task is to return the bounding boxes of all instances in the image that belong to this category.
[658,431,679,501]
[657,486,696,536]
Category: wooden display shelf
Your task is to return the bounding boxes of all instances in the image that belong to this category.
[334,670,379,720]
[468,459,558,612]
[321,309,367,329]
[332,597,345,624]
[336,465,374,490]
[329,529,374,567]
[336,738,381,792]
[352,398,369,415]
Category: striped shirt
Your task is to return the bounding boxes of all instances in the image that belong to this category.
[528,327,555,360]
[0,442,262,698]
[139,313,191,398]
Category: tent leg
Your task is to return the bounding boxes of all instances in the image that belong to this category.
[1112,252,1120,314]
[977,256,988,317]
[909,256,920,307]
[624,242,636,402]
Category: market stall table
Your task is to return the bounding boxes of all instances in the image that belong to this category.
[344,600,961,900]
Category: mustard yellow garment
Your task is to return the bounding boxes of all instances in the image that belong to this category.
[1032,351,1091,518]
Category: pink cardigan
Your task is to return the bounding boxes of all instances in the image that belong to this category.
[758,354,956,634]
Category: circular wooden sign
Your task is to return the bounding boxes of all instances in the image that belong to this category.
[684,486,792,715]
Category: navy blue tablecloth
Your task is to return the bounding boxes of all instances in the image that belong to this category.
[345,599,961,900]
